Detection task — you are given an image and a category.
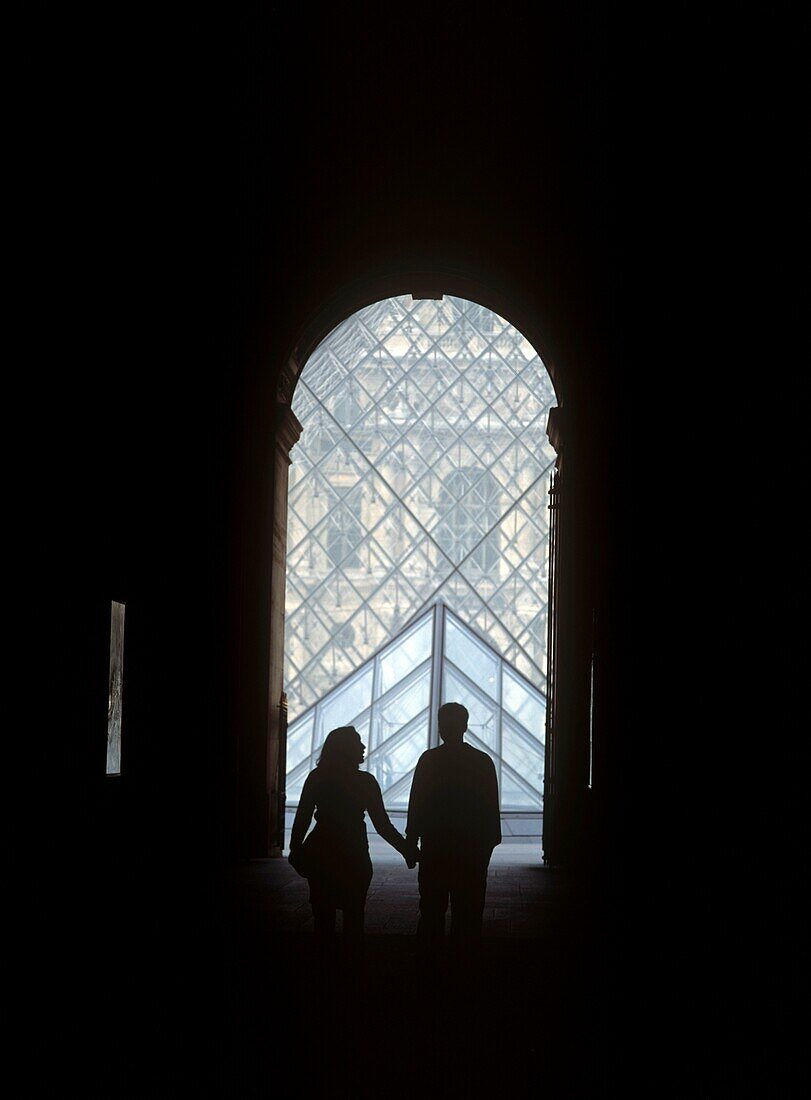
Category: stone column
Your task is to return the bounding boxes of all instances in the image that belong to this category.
[542,405,595,867]
[265,402,302,855]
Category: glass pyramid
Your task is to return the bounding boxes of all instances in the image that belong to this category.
[285,295,558,722]
[285,603,545,815]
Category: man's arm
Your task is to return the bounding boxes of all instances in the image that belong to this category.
[405,752,428,858]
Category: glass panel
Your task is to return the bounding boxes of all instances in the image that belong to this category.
[371,574,423,637]
[286,711,314,772]
[501,717,544,794]
[400,539,454,602]
[315,665,374,747]
[502,666,545,735]
[381,788,414,812]
[442,664,498,751]
[368,715,429,796]
[286,676,318,722]
[285,763,310,805]
[376,440,431,497]
[378,612,433,694]
[286,606,331,669]
[501,769,541,810]
[462,729,500,775]
[372,667,431,750]
[444,616,499,700]
[322,374,373,430]
[354,714,370,749]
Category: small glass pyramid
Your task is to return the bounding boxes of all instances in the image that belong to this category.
[285,602,545,816]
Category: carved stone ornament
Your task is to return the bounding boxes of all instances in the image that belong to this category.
[273,403,302,462]
[546,406,565,455]
[275,358,299,405]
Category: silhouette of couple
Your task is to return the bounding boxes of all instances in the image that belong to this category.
[288,701,501,951]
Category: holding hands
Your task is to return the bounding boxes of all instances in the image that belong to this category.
[403,840,420,870]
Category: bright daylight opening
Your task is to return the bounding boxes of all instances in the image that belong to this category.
[284,295,557,836]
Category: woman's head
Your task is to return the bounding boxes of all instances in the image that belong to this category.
[317,726,366,771]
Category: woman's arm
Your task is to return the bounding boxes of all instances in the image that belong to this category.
[364,774,412,861]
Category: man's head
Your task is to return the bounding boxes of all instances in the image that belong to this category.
[438,701,469,745]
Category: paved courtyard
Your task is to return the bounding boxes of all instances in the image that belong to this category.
[232,836,571,939]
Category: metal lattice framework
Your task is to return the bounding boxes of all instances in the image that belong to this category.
[285,295,558,731]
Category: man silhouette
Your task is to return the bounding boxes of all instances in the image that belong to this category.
[405,701,501,945]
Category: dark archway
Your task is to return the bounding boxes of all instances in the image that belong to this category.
[236,274,598,868]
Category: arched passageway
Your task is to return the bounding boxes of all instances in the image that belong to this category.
[248,276,597,872]
[282,294,559,848]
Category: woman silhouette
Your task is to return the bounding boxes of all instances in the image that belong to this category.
[288,725,414,949]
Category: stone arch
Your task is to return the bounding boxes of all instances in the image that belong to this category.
[251,274,593,867]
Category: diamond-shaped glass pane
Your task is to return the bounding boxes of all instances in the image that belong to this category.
[378,613,434,695]
[367,715,429,800]
[286,711,314,772]
[502,717,544,793]
[443,664,499,751]
[444,616,499,700]
[321,375,374,430]
[372,667,431,750]
[502,666,545,736]
[314,665,374,748]
[400,539,454,602]
[285,763,310,805]
[501,768,541,811]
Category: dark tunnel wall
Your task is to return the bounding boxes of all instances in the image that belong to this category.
[42,7,800,1094]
